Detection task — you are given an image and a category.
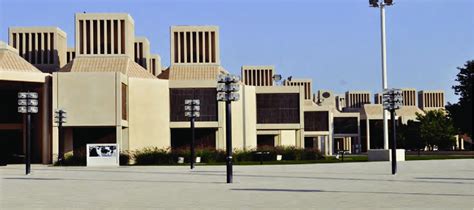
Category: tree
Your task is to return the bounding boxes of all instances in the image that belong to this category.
[446,60,473,136]
[397,120,421,150]
[416,110,456,150]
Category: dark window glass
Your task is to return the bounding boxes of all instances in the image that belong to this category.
[120,20,125,54]
[304,111,329,131]
[122,83,127,120]
[256,93,300,124]
[257,135,275,150]
[171,128,216,150]
[170,88,218,122]
[334,117,358,134]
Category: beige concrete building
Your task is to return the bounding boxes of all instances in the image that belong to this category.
[254,85,305,149]
[66,47,76,64]
[303,89,361,155]
[0,41,52,164]
[75,13,135,58]
[165,26,262,151]
[171,26,219,65]
[1,12,460,165]
[335,94,346,112]
[54,56,165,160]
[134,37,150,70]
[48,13,169,161]
[241,65,274,86]
[345,91,371,111]
[419,90,445,111]
[285,79,313,101]
[8,27,67,73]
[149,54,161,76]
[133,38,161,76]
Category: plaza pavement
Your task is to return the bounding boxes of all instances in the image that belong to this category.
[1,159,473,209]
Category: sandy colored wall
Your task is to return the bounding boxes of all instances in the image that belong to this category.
[230,85,257,150]
[280,130,297,146]
[127,78,170,151]
[242,85,257,149]
[216,85,257,151]
[54,72,120,126]
[52,72,124,161]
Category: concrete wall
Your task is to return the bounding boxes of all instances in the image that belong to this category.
[8,27,67,72]
[52,72,126,160]
[75,13,135,59]
[53,72,123,126]
[229,85,257,150]
[128,78,170,151]
[280,130,296,146]
[254,85,305,148]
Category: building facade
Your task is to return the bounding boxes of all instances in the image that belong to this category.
[8,27,67,73]
[0,12,452,164]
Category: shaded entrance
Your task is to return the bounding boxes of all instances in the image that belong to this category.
[257,135,275,150]
[0,81,47,164]
[171,128,216,150]
[70,127,117,158]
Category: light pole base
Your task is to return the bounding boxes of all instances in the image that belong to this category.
[368,149,405,161]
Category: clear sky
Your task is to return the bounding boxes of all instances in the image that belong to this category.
[1,0,473,103]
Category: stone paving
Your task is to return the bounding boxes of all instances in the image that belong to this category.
[1,159,473,209]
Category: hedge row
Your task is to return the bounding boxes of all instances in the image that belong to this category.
[54,146,324,166]
[130,146,324,165]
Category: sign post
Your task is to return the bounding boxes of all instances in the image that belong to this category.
[18,92,39,175]
[185,99,200,169]
[54,109,67,164]
[217,74,240,183]
[382,88,403,175]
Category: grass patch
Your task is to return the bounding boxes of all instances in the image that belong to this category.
[406,155,474,161]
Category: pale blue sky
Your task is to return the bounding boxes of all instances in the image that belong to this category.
[1,0,473,103]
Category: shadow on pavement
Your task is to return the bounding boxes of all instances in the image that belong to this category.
[3,177,223,184]
[3,167,474,185]
[415,177,474,181]
[231,188,474,197]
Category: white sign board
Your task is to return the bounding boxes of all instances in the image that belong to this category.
[86,144,119,166]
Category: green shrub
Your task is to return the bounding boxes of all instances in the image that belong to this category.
[120,151,131,165]
[53,152,85,166]
[234,150,254,162]
[300,148,324,160]
[133,147,173,165]
[272,146,323,161]
[131,146,324,165]
[195,148,226,163]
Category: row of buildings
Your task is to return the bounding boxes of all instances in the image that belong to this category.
[0,13,455,164]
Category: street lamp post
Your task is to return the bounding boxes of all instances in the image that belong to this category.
[370,0,394,150]
[382,88,403,175]
[18,91,39,175]
[217,74,240,184]
[185,99,200,169]
[54,109,67,164]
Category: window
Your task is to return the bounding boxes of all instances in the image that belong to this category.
[169,88,218,122]
[334,117,358,134]
[256,93,300,124]
[120,20,125,54]
[122,83,127,120]
[174,32,178,63]
[79,20,84,54]
[304,111,329,131]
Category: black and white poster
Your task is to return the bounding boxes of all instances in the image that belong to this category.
[86,144,119,166]
[88,145,117,157]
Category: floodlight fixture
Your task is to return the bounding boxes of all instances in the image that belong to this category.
[272,74,282,82]
[18,106,27,113]
[18,91,39,175]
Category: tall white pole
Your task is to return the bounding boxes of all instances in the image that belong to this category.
[380,4,389,150]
